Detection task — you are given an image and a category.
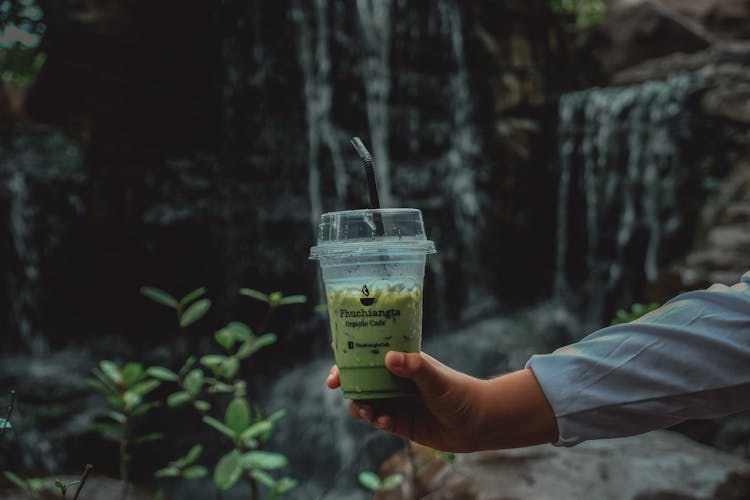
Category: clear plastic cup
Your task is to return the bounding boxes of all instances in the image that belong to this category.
[310,208,436,399]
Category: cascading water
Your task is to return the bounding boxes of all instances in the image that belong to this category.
[293,0,350,231]
[356,0,394,208]
[555,73,708,328]
[6,170,46,356]
[437,0,487,313]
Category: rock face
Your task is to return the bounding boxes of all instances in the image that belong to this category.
[600,0,750,73]
[374,431,750,500]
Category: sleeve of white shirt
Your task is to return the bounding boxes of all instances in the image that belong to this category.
[526,271,750,447]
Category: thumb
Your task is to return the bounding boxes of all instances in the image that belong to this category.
[385,351,449,400]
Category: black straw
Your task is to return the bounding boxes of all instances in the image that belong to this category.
[351,136,384,236]
[351,137,381,209]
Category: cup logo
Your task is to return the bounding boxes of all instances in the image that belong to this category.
[359,284,377,306]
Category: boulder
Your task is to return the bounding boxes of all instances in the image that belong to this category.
[374,431,750,500]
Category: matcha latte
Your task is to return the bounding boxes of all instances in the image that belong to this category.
[326,283,423,398]
[309,208,436,399]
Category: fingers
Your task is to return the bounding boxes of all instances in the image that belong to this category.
[326,365,340,389]
[385,351,450,400]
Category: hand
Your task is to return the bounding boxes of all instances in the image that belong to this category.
[327,351,483,452]
[327,351,558,453]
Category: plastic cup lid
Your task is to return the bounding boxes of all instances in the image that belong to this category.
[309,208,436,259]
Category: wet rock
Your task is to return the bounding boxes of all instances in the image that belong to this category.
[375,431,750,500]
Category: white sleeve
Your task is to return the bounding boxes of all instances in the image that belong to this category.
[526,271,750,447]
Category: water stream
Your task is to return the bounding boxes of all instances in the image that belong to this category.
[555,73,708,328]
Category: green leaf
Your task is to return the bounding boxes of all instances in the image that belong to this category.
[155,466,180,478]
[54,479,65,490]
[241,451,288,470]
[207,381,234,394]
[134,432,165,444]
[105,410,126,424]
[180,299,211,327]
[131,401,160,417]
[278,295,307,306]
[225,398,251,434]
[249,469,275,488]
[106,395,126,410]
[268,291,283,307]
[0,418,12,430]
[99,360,123,386]
[381,473,404,490]
[180,287,207,306]
[236,333,277,359]
[167,391,191,408]
[147,366,179,382]
[214,328,236,351]
[85,377,114,396]
[91,368,120,395]
[182,465,208,479]
[358,471,381,491]
[225,322,253,342]
[182,444,203,467]
[218,357,240,380]
[239,288,269,302]
[121,362,145,386]
[140,286,179,308]
[90,422,121,440]
[26,478,45,492]
[122,390,142,409]
[4,471,28,491]
[202,416,236,439]
[131,379,161,396]
[200,354,226,370]
[213,450,242,491]
[194,400,211,412]
[183,369,204,397]
[178,356,197,377]
[273,477,298,496]
[240,421,272,443]
[266,409,287,424]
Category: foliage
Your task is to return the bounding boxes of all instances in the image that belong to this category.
[142,286,305,499]
[0,0,46,85]
[86,361,163,493]
[3,471,54,497]
[0,389,14,441]
[611,301,661,325]
[358,471,404,492]
[549,0,605,28]
[4,413,93,499]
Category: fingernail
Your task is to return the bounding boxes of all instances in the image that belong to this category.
[388,351,404,368]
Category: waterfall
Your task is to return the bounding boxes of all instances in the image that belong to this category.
[437,0,487,312]
[293,0,350,233]
[555,73,707,326]
[356,0,394,208]
[7,170,48,356]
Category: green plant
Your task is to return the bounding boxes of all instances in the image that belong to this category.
[611,302,661,325]
[4,454,92,499]
[144,287,305,499]
[0,389,14,442]
[358,471,404,493]
[140,286,211,357]
[549,0,605,28]
[86,361,162,499]
[0,0,46,85]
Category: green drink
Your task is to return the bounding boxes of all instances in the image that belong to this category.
[327,283,423,398]
[310,209,436,399]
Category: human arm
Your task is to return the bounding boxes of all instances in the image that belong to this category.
[327,351,559,453]
[528,272,750,446]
